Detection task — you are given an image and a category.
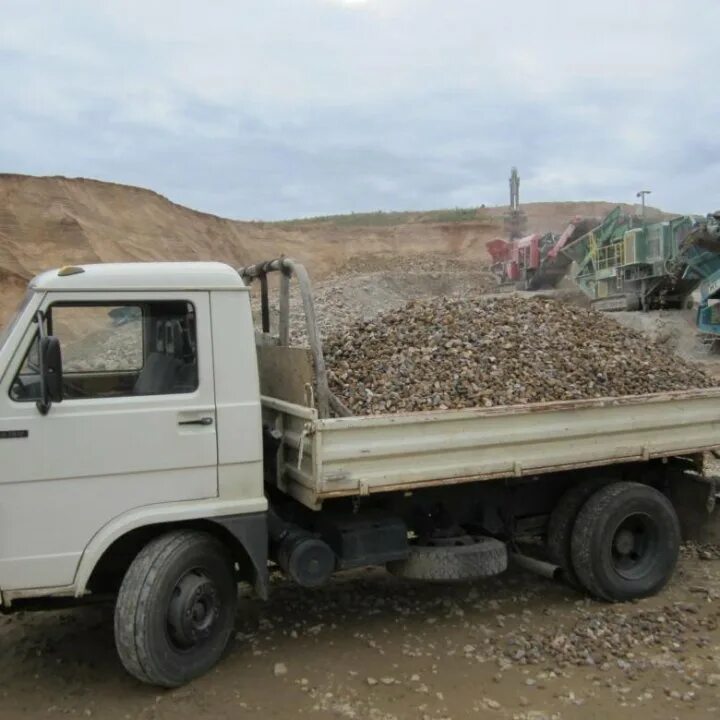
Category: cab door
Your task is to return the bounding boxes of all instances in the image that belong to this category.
[0,291,218,592]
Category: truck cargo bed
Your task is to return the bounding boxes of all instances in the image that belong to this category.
[264,388,720,509]
[241,258,720,510]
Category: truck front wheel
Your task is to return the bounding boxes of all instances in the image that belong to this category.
[571,482,680,602]
[114,530,238,687]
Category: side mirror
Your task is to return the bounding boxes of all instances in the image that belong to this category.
[37,335,63,415]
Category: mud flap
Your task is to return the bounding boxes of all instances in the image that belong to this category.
[211,512,269,599]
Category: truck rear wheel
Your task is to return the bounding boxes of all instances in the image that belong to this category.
[571,482,680,602]
[114,530,238,687]
[547,478,609,587]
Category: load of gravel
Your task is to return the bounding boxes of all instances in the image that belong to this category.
[325,295,717,415]
[277,255,496,344]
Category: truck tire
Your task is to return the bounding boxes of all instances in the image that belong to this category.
[387,536,507,581]
[571,482,680,602]
[547,478,610,587]
[114,530,238,687]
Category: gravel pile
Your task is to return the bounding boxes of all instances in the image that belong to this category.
[289,270,495,343]
[325,295,717,414]
[258,255,496,344]
[333,252,485,276]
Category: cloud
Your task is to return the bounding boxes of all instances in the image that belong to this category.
[0,0,718,218]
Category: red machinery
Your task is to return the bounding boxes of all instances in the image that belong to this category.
[487,217,598,290]
[487,232,547,288]
[487,169,599,291]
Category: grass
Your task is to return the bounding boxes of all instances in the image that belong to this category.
[274,207,486,228]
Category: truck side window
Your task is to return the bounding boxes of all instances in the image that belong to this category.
[9,301,199,401]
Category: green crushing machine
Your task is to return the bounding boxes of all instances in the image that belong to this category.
[563,208,716,311]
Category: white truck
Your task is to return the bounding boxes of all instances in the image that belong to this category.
[1,257,719,687]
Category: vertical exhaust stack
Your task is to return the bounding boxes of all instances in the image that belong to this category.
[503,167,528,240]
[488,167,593,290]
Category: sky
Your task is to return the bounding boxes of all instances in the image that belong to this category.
[1,0,719,220]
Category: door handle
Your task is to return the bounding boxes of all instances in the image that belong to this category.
[178,417,214,426]
[0,430,29,439]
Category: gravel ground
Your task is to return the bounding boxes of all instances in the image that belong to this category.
[1,548,719,720]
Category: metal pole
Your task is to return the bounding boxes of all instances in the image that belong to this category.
[259,274,270,334]
[278,272,290,346]
[636,189,651,218]
[239,258,332,418]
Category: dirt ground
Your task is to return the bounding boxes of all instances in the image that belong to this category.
[1,547,719,720]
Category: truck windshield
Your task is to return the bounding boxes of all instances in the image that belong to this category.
[0,290,33,354]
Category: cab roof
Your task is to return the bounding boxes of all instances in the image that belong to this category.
[30,262,247,293]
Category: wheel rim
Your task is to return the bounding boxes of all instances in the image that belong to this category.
[609,512,660,580]
[167,568,221,651]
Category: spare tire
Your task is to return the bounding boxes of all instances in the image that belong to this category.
[387,536,507,581]
[571,482,680,602]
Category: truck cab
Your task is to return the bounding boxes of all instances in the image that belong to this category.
[0,262,268,620]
